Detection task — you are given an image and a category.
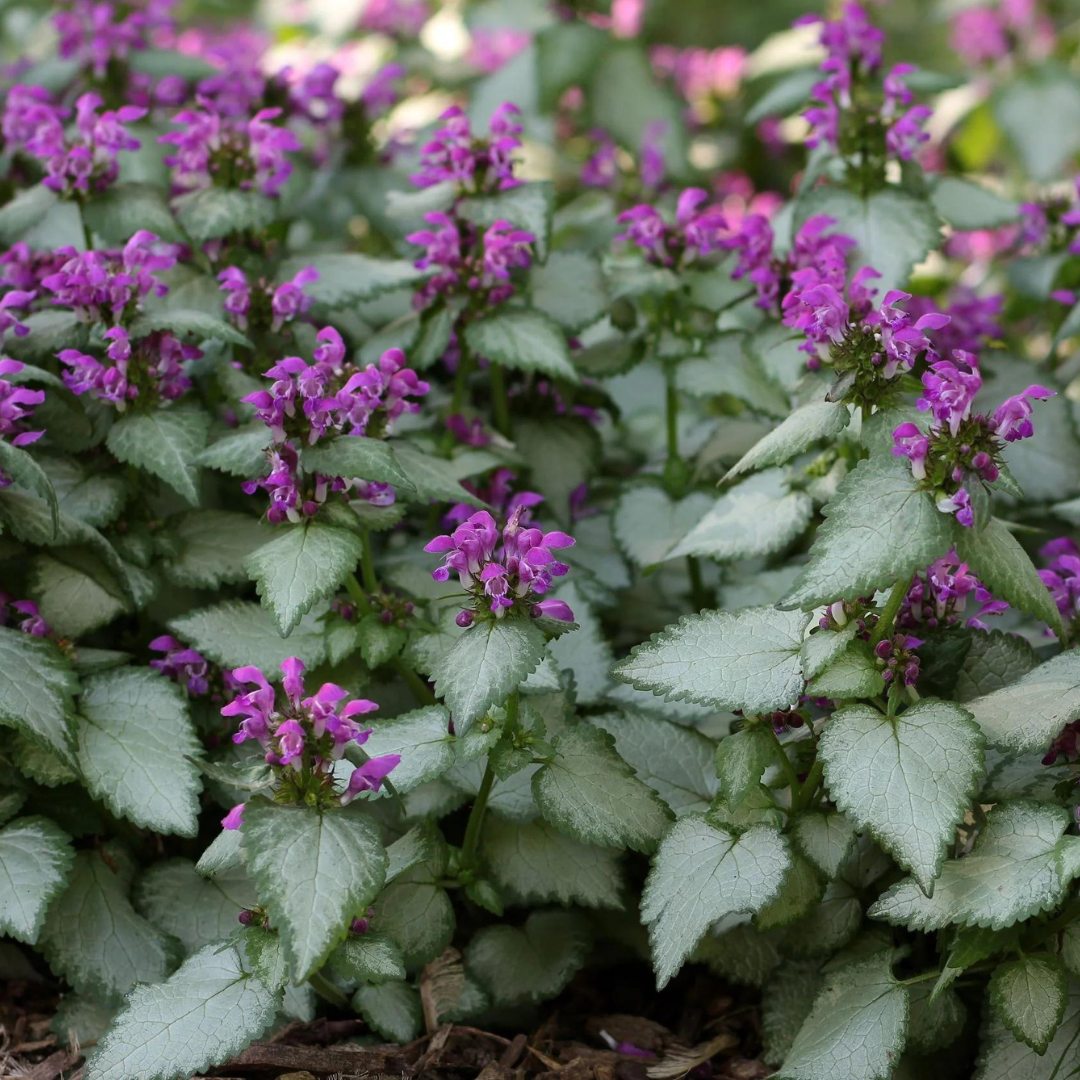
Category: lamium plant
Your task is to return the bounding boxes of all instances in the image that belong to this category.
[5,2,1080,1079]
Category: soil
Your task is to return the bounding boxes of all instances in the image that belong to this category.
[0,959,769,1080]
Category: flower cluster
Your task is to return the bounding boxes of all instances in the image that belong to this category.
[42,232,176,324]
[906,288,1003,359]
[892,351,1053,525]
[798,3,931,166]
[580,122,666,194]
[950,0,1055,68]
[411,103,523,193]
[220,657,399,817]
[616,188,727,268]
[467,29,531,74]
[873,633,923,687]
[651,45,747,119]
[55,0,174,78]
[150,635,215,696]
[242,332,427,521]
[1039,538,1080,634]
[159,100,302,197]
[4,89,146,198]
[408,215,535,309]
[218,264,319,333]
[723,212,855,314]
[0,360,45,483]
[897,552,1007,631]
[358,0,428,37]
[425,507,575,624]
[60,328,197,408]
[445,468,543,529]
[0,594,50,636]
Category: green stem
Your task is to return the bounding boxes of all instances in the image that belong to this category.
[796,759,824,813]
[359,530,378,594]
[686,555,708,611]
[307,970,349,1008]
[81,213,94,253]
[460,761,497,871]
[345,573,372,616]
[490,363,512,439]
[393,658,436,706]
[869,575,912,647]
[896,970,942,987]
[664,366,680,464]
[766,725,802,809]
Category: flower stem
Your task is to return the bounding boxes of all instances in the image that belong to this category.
[307,969,349,1008]
[869,575,912,647]
[359,530,378,594]
[795,759,824,813]
[687,555,709,611]
[766,725,802,809]
[460,692,516,870]
[665,366,680,464]
[490,363,512,438]
[393,659,436,706]
[345,573,372,616]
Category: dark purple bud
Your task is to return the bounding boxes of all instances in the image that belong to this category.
[903,662,920,686]
[380,609,393,624]
[874,640,892,660]
[456,610,474,628]
[238,909,254,926]
[351,916,369,934]
[882,668,894,682]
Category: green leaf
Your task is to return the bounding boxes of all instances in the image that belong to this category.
[281,252,424,308]
[352,981,422,1043]
[85,944,279,1080]
[0,816,74,944]
[715,726,776,810]
[129,308,251,348]
[929,176,1019,230]
[533,722,673,852]
[800,623,859,681]
[359,705,457,794]
[481,816,623,908]
[535,21,607,109]
[782,881,863,959]
[0,183,58,244]
[40,847,180,1004]
[530,251,607,332]
[515,415,599,523]
[163,511,268,589]
[965,649,1080,752]
[458,181,554,262]
[667,470,813,563]
[392,443,483,505]
[242,800,387,981]
[175,187,274,243]
[591,711,718,815]
[134,859,256,955]
[106,406,209,505]
[169,600,327,673]
[954,630,1040,703]
[642,815,791,989]
[820,700,984,893]
[196,829,245,879]
[974,983,1080,1080]
[990,954,1068,1054]
[431,619,547,736]
[906,980,966,1054]
[779,455,954,611]
[677,335,791,418]
[995,70,1080,181]
[198,425,269,478]
[794,185,942,292]
[83,183,182,243]
[52,995,114,1050]
[762,963,825,1066]
[546,581,611,704]
[38,455,126,528]
[0,626,78,763]
[328,931,406,985]
[696,921,784,987]
[807,643,886,699]
[77,669,202,837]
[956,518,1065,638]
[613,606,810,713]
[612,486,710,567]
[755,854,825,931]
[0,440,58,535]
[792,812,858,880]
[245,521,363,637]
[377,862,456,968]
[302,437,409,487]
[869,801,1080,931]
[774,953,908,1080]
[464,309,577,382]
[129,47,217,79]
[746,68,820,124]
[466,910,592,1006]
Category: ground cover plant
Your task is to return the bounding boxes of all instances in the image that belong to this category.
[6,0,1080,1077]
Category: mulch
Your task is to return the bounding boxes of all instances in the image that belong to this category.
[0,958,770,1080]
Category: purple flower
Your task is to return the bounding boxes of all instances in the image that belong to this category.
[616,188,727,268]
[886,104,932,161]
[899,551,1007,631]
[55,0,174,77]
[221,657,393,806]
[150,635,211,695]
[410,103,522,193]
[425,507,575,621]
[221,803,245,830]
[0,359,45,485]
[467,28,531,74]
[865,290,949,379]
[892,422,930,481]
[797,2,884,69]
[360,63,405,116]
[990,384,1055,442]
[937,486,974,528]
[358,0,428,36]
[341,754,402,803]
[917,353,983,435]
[581,131,620,189]
[219,265,319,332]
[532,598,574,622]
[12,600,50,637]
[951,7,1009,65]
[481,220,535,281]
[1040,537,1080,628]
